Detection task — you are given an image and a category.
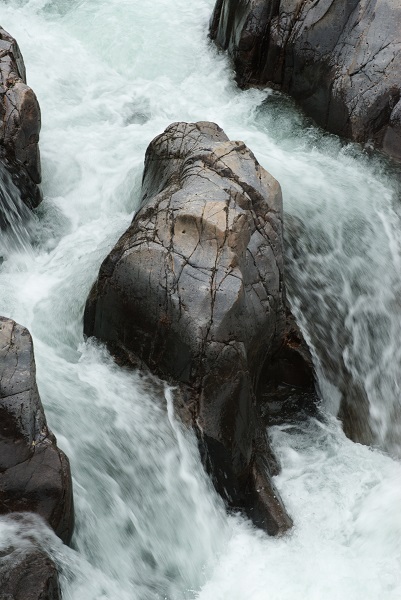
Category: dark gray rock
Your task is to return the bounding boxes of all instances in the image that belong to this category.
[259,305,318,426]
[85,121,315,534]
[210,0,401,161]
[0,26,42,211]
[0,546,61,600]
[0,317,74,545]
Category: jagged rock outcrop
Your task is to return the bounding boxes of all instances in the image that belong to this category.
[0,26,42,211]
[84,121,315,534]
[210,0,401,161]
[0,317,74,544]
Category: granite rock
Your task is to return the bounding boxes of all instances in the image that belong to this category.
[0,317,74,545]
[85,121,316,534]
[210,0,401,160]
[0,26,42,211]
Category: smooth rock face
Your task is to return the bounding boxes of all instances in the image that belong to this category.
[210,0,401,161]
[0,26,42,210]
[0,546,61,600]
[85,121,315,534]
[0,317,74,545]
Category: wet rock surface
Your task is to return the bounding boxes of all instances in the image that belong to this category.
[0,545,61,600]
[210,0,401,161]
[0,26,42,212]
[0,317,74,544]
[85,121,315,534]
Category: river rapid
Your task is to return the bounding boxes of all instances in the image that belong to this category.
[1,1,401,598]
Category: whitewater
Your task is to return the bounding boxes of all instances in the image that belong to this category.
[1,0,401,598]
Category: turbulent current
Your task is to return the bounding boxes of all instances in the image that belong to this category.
[1,0,401,598]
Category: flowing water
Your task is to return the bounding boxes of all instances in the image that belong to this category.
[1,0,401,598]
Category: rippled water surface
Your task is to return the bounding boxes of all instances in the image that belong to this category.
[1,1,401,598]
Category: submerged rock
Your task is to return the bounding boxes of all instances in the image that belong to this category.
[84,121,315,534]
[285,214,374,446]
[0,26,42,212]
[0,317,74,544]
[0,545,61,600]
[210,0,401,161]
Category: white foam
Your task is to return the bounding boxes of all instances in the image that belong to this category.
[1,1,401,598]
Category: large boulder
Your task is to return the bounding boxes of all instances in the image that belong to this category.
[84,121,315,534]
[210,0,401,161]
[0,26,42,211]
[0,317,74,545]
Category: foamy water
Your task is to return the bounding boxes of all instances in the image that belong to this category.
[1,1,401,598]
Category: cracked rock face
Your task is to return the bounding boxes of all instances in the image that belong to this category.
[210,0,401,161]
[84,121,316,534]
[0,26,42,212]
[0,317,74,545]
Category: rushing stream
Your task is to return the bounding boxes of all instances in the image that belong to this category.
[1,1,401,598]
